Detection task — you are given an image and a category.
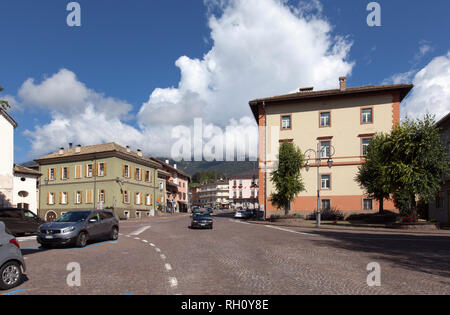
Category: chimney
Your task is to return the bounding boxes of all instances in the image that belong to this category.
[339,77,347,91]
[165,159,170,165]
[58,147,64,155]
[126,146,131,153]
[69,143,73,149]
[174,164,177,169]
[137,149,143,157]
[299,87,314,92]
[75,145,81,153]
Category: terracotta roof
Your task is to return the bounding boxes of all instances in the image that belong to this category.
[437,112,450,127]
[14,164,41,176]
[249,84,413,121]
[0,108,18,128]
[34,142,160,168]
[149,158,191,180]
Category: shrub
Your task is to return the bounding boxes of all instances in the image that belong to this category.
[346,210,398,224]
[307,207,344,221]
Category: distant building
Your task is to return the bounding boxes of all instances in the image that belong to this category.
[198,180,229,208]
[250,77,413,219]
[13,164,41,214]
[0,107,17,208]
[35,143,165,221]
[229,170,259,209]
[150,159,191,213]
[429,113,450,224]
[189,186,200,207]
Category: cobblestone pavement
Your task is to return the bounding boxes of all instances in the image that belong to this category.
[3,212,450,295]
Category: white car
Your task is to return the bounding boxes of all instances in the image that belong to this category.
[234,210,249,219]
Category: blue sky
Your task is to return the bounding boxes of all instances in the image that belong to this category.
[1,0,449,163]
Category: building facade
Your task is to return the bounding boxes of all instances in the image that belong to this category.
[0,108,17,208]
[35,143,165,221]
[429,113,450,224]
[13,164,41,214]
[250,77,413,219]
[229,170,259,209]
[198,181,229,208]
[151,159,191,213]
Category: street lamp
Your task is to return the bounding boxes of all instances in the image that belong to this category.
[304,142,335,228]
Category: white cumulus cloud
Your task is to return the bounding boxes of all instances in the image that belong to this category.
[22,0,354,159]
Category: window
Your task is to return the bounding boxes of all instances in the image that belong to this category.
[86,164,94,178]
[75,165,82,179]
[321,175,331,190]
[135,168,142,181]
[123,191,130,204]
[281,115,292,130]
[136,192,142,205]
[23,210,36,219]
[49,168,56,181]
[436,194,444,209]
[320,112,331,127]
[320,141,331,158]
[62,167,69,180]
[145,171,150,182]
[124,165,130,178]
[321,199,331,210]
[48,192,55,205]
[98,163,106,176]
[99,190,105,203]
[362,138,371,156]
[75,191,82,204]
[61,192,68,205]
[362,108,373,124]
[363,199,373,211]
[146,194,151,206]
[86,190,94,204]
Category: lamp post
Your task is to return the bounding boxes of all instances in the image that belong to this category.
[304,142,335,228]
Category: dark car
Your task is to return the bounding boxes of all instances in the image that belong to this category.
[0,208,46,237]
[190,214,213,229]
[37,210,119,248]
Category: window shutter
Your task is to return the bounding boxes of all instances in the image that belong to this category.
[67,168,70,179]
[80,191,83,203]
[104,163,107,176]
[59,192,62,204]
[47,169,50,180]
[84,165,87,178]
[60,168,63,180]
[47,192,49,205]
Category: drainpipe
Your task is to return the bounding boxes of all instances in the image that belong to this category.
[263,101,267,221]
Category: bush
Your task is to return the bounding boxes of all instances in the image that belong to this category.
[346,210,398,224]
[269,213,305,221]
[307,207,344,221]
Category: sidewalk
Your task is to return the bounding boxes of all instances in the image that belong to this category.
[247,219,450,236]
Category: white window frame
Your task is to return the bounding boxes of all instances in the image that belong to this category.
[321,175,331,190]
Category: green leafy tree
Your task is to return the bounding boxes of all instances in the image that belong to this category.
[356,133,391,213]
[382,115,450,218]
[0,86,10,110]
[270,142,306,215]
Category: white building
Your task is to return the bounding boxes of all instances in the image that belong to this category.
[0,107,17,208]
[198,181,230,208]
[13,164,40,214]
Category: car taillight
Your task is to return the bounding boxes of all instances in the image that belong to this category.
[9,239,20,249]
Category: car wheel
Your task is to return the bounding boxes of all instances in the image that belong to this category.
[76,232,88,248]
[0,261,23,290]
[110,227,119,240]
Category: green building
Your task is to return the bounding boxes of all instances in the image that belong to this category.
[35,143,168,221]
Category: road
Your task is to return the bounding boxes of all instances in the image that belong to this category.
[4,211,450,295]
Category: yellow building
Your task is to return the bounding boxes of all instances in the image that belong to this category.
[249,77,413,218]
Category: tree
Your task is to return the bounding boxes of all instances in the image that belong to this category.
[0,86,10,110]
[270,142,306,215]
[356,133,391,213]
[383,115,450,218]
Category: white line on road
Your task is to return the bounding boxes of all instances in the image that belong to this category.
[264,225,318,237]
[169,277,178,288]
[155,248,161,253]
[142,240,148,243]
[165,263,172,271]
[149,243,155,247]
[134,237,141,240]
[160,254,166,260]
[130,226,151,236]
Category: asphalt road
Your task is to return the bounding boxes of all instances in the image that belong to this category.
[4,211,450,295]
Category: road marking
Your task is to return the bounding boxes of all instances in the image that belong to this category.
[149,243,155,247]
[3,289,26,296]
[142,240,148,243]
[165,263,172,271]
[155,248,161,253]
[130,226,151,236]
[126,235,131,238]
[160,254,166,260]
[169,277,178,288]
[264,225,318,236]
[134,237,141,240]
[17,236,37,242]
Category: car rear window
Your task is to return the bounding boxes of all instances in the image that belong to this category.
[0,209,22,218]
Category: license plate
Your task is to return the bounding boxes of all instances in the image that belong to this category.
[200,223,206,226]
[45,235,54,239]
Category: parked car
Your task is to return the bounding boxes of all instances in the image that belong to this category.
[0,221,26,290]
[206,208,214,214]
[190,214,213,229]
[37,210,119,248]
[234,210,249,219]
[0,208,46,237]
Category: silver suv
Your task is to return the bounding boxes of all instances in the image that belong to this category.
[0,221,26,290]
[37,210,119,248]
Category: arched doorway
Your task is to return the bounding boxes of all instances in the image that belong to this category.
[45,210,57,222]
